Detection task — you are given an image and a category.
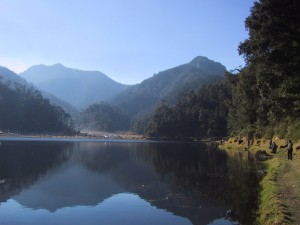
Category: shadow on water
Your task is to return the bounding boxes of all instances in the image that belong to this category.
[0,140,259,225]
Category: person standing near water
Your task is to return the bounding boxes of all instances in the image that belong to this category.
[287,140,293,160]
[271,141,277,154]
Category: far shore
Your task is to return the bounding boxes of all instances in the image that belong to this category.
[0,130,145,141]
[0,130,218,143]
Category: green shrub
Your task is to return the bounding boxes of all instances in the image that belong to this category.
[274,121,288,139]
[264,126,275,140]
[286,119,300,142]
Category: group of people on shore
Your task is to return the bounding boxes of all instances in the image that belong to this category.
[269,139,294,160]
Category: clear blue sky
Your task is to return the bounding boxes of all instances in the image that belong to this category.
[0,0,254,84]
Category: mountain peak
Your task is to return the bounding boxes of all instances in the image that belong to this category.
[189,56,226,74]
[19,64,129,109]
[51,63,65,68]
[190,56,210,64]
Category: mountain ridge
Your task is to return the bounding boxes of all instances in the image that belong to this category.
[2,56,227,133]
[19,64,129,109]
[0,66,77,115]
[112,56,227,117]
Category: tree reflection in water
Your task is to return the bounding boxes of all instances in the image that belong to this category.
[130,142,259,225]
[0,140,258,225]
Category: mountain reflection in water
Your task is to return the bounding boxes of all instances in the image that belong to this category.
[0,140,258,225]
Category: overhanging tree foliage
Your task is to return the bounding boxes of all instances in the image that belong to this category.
[227,0,300,138]
[238,0,300,122]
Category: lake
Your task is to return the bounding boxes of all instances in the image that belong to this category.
[0,139,259,225]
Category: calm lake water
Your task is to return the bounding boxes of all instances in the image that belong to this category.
[0,139,259,225]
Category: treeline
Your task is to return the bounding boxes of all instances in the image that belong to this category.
[142,82,230,138]
[0,76,75,134]
[141,0,300,140]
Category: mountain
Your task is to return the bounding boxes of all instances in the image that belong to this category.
[0,66,28,86]
[112,56,226,117]
[0,67,75,134]
[19,64,129,109]
[0,66,77,116]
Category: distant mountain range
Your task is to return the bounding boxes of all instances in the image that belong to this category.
[19,64,129,109]
[0,66,77,115]
[112,56,226,117]
[2,56,227,132]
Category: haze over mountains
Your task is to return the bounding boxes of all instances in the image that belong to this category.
[19,64,129,109]
[112,56,226,117]
[1,56,227,133]
[0,66,77,115]
[18,56,226,116]
[74,56,226,132]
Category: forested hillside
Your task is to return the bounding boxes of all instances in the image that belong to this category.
[113,56,226,117]
[0,66,77,115]
[0,68,75,134]
[145,81,230,138]
[76,56,226,133]
[146,0,300,140]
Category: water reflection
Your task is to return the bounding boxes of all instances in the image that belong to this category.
[0,141,258,225]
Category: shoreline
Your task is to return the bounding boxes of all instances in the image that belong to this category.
[2,133,298,223]
[0,131,144,141]
[0,131,218,143]
[219,137,300,225]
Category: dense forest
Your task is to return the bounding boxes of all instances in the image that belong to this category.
[143,82,230,138]
[0,69,75,134]
[143,0,300,140]
[226,0,300,140]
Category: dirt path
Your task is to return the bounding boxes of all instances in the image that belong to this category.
[278,150,300,224]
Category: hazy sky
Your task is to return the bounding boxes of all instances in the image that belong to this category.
[0,0,254,84]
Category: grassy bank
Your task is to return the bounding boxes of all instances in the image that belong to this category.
[220,137,300,225]
[257,157,287,224]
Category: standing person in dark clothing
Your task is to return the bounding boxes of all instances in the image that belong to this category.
[271,141,277,154]
[287,140,293,160]
[269,139,273,149]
